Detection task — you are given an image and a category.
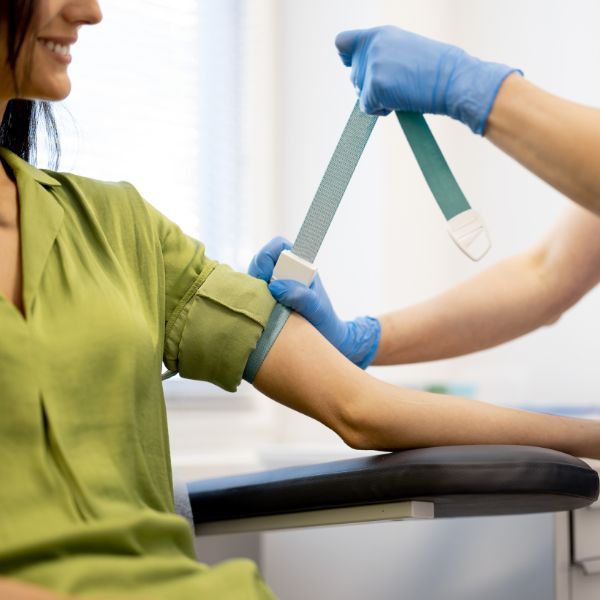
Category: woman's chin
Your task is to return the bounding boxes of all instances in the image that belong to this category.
[19,72,71,102]
[47,89,70,101]
[25,84,71,102]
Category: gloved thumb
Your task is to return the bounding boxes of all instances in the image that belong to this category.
[248,236,292,281]
[268,279,317,316]
[335,29,362,66]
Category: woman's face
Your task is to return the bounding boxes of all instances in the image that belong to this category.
[0,0,102,102]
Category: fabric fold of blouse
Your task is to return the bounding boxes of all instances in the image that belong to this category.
[164,263,275,391]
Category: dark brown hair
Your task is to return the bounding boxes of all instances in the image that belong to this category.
[0,0,60,169]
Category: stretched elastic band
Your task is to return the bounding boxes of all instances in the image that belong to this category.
[241,103,483,383]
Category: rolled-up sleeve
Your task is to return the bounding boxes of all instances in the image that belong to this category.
[138,192,276,391]
[165,264,275,391]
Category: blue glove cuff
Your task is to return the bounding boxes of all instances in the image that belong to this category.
[476,68,523,135]
[450,56,523,135]
[341,316,381,369]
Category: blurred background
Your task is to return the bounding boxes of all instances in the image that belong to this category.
[38,1,600,598]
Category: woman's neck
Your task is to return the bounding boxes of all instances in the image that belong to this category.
[0,157,14,189]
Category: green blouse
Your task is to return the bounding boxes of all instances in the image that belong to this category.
[0,147,277,599]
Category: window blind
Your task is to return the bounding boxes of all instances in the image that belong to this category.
[39,0,260,269]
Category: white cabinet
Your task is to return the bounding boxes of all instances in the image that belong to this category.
[570,459,600,600]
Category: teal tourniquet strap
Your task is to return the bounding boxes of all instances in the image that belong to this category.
[244,102,377,382]
[395,112,469,221]
[396,112,490,261]
[292,103,378,263]
[242,101,488,383]
[242,101,490,383]
[243,303,292,380]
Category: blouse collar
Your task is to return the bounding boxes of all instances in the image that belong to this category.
[0,147,62,188]
[0,146,64,321]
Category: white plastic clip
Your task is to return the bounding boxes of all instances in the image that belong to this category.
[447,209,491,261]
[271,250,317,287]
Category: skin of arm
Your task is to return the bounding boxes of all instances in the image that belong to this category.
[0,577,154,600]
[253,312,600,459]
[485,74,600,216]
[373,203,600,365]
[0,577,76,600]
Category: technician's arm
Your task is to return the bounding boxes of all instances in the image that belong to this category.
[250,205,600,367]
[486,74,600,215]
[253,312,600,459]
[374,204,600,364]
[336,26,600,215]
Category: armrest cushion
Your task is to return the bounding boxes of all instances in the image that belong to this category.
[187,445,598,526]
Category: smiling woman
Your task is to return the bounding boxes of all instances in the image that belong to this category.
[0,2,278,599]
[0,0,101,172]
[5,0,101,97]
[2,2,600,600]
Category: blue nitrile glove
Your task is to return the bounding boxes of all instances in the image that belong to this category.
[248,236,381,369]
[335,25,522,134]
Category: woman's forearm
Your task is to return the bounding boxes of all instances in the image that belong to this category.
[255,313,600,459]
[347,377,600,459]
[486,74,600,215]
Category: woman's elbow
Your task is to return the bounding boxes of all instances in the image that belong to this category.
[330,392,371,450]
[338,422,372,450]
[333,383,391,451]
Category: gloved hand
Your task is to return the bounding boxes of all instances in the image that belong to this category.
[335,25,522,134]
[248,236,381,369]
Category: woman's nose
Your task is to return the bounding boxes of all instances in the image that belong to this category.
[66,0,103,27]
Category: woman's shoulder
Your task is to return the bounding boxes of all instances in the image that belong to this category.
[43,169,165,254]
[0,147,161,244]
[45,169,162,231]
[44,169,146,214]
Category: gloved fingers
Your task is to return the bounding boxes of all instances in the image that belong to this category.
[269,275,348,350]
[349,33,370,96]
[268,279,320,319]
[359,67,391,116]
[307,271,329,299]
[248,236,293,281]
[335,29,362,67]
[370,107,392,116]
[347,31,393,116]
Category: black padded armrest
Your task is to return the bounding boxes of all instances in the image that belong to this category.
[188,445,598,531]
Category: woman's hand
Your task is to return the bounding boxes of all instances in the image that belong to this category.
[248,236,380,368]
[335,25,520,134]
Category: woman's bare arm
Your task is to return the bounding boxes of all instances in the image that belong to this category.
[373,204,600,365]
[486,74,600,215]
[254,312,600,459]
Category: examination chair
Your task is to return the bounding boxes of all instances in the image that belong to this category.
[174,445,598,536]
